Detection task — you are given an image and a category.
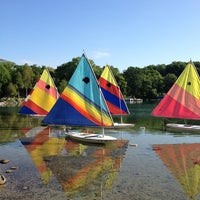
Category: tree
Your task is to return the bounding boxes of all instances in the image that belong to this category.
[164,73,177,92]
[123,67,143,98]
[58,79,67,94]
[165,62,186,77]
[19,64,34,97]
[142,76,156,99]
[12,71,24,98]
[144,67,164,96]
[155,64,167,76]
[0,64,11,96]
[1,56,200,101]
[6,82,17,97]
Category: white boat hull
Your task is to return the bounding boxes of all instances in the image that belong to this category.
[113,123,135,128]
[66,132,117,144]
[105,123,135,129]
[166,123,200,132]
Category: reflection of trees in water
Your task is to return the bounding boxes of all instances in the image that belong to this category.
[0,107,43,130]
[0,109,43,143]
[0,113,42,130]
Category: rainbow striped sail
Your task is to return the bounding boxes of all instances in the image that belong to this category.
[98,65,129,115]
[19,68,59,116]
[152,61,200,120]
[43,54,113,127]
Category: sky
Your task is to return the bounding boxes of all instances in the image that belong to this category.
[1,0,200,72]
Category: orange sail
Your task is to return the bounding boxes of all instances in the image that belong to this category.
[152,61,200,120]
[19,68,59,116]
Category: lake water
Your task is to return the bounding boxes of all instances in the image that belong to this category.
[0,103,200,200]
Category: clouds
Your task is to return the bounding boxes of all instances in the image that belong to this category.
[20,59,34,65]
[92,51,110,59]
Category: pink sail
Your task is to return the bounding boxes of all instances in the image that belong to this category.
[152,61,200,120]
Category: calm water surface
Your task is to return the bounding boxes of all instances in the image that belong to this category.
[0,103,200,200]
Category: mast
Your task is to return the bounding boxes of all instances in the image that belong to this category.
[117,85,123,123]
[99,85,105,137]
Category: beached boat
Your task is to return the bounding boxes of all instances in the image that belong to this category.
[166,123,200,132]
[19,68,59,117]
[151,61,200,132]
[43,53,117,143]
[98,65,134,128]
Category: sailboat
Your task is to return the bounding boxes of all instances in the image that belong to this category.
[19,68,59,117]
[98,65,134,128]
[43,53,117,143]
[151,60,200,131]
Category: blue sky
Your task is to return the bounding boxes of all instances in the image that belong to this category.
[1,0,200,71]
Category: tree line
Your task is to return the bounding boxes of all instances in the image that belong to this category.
[1,58,200,100]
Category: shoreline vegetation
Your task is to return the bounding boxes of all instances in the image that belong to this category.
[2,59,200,102]
[0,97,23,107]
[0,97,145,107]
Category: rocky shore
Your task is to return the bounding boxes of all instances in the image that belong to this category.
[0,98,23,107]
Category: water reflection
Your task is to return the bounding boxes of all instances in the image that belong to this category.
[153,143,200,200]
[0,107,43,130]
[20,126,128,199]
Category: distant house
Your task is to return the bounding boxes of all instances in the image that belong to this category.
[126,97,143,104]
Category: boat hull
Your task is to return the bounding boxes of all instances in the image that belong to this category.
[105,123,135,129]
[66,132,117,144]
[113,123,135,128]
[166,123,200,132]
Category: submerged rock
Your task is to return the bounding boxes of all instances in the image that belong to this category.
[0,174,6,185]
[10,166,17,170]
[0,159,9,164]
[5,169,13,173]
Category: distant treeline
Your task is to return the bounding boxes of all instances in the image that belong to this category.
[0,58,199,100]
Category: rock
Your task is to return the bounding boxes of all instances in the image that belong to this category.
[129,144,138,147]
[0,174,6,185]
[5,169,13,173]
[0,159,10,164]
[10,166,17,170]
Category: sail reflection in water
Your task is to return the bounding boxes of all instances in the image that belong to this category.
[21,127,66,184]
[20,127,128,199]
[153,143,200,200]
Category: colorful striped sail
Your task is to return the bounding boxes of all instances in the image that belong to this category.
[98,65,129,115]
[151,61,200,120]
[19,68,59,116]
[43,54,113,127]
